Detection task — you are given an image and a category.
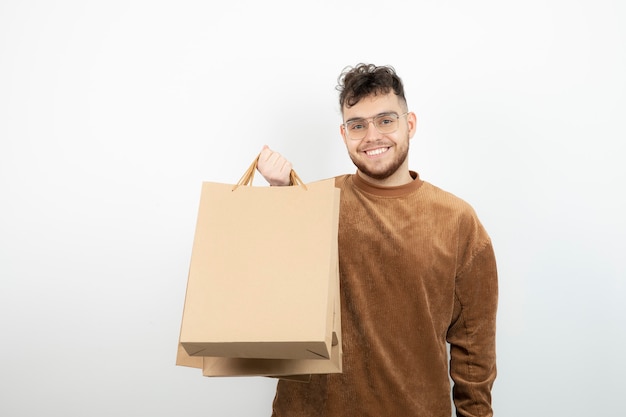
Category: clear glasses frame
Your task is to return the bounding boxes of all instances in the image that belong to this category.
[343,112,409,141]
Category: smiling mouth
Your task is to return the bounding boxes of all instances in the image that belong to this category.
[364,147,389,156]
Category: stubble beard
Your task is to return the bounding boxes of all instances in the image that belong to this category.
[349,138,410,181]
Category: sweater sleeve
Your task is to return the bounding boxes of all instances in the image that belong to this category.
[447,225,498,417]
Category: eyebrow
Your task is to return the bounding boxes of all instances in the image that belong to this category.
[344,111,399,124]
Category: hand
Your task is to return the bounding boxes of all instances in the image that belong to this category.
[257,145,293,186]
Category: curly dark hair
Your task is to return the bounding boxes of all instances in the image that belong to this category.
[337,63,407,110]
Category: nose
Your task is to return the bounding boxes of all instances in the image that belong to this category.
[363,120,379,141]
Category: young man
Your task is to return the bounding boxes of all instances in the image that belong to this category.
[258,64,498,417]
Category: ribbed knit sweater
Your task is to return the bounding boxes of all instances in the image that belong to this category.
[271,172,498,417]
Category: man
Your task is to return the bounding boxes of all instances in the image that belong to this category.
[257,64,498,417]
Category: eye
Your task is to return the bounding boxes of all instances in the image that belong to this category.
[376,115,397,127]
[347,120,366,131]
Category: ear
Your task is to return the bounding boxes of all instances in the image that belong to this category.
[339,124,348,144]
[407,112,418,139]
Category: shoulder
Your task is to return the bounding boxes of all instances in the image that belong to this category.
[422,181,491,242]
[420,181,477,217]
[333,174,352,188]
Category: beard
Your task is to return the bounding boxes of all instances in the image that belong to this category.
[348,137,410,181]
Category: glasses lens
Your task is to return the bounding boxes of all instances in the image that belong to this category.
[346,119,367,140]
[374,114,399,133]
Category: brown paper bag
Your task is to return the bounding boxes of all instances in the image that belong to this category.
[178,156,341,366]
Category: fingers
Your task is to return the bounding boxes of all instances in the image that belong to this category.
[257,146,293,186]
[260,146,292,173]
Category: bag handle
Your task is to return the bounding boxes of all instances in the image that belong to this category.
[232,154,307,191]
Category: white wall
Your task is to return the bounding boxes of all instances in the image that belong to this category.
[1,1,624,416]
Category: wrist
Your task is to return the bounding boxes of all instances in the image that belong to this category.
[270,178,292,187]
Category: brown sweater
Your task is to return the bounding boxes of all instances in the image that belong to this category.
[272,172,498,417]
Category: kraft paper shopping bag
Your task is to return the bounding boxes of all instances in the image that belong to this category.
[178,155,341,365]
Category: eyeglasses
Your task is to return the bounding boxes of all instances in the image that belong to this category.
[343,112,409,141]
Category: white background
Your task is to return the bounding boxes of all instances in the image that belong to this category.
[1,0,625,416]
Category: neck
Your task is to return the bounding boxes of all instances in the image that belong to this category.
[357,169,414,187]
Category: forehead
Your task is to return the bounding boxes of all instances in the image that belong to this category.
[342,93,404,120]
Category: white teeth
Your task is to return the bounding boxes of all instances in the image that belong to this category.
[366,147,388,156]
